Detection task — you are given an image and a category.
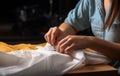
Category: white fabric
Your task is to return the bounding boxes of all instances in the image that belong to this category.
[0,43,110,76]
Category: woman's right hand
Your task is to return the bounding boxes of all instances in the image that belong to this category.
[44,22,76,46]
[44,26,64,46]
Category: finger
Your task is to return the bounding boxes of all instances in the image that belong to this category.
[56,36,68,53]
[55,36,63,45]
[57,36,72,53]
[44,33,49,42]
[64,43,75,54]
[51,27,58,45]
[45,27,53,45]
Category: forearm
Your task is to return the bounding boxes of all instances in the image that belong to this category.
[59,22,77,35]
[89,37,120,60]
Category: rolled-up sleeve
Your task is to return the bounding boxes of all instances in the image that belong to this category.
[65,0,90,32]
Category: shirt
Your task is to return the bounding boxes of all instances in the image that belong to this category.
[65,0,120,43]
[65,0,120,74]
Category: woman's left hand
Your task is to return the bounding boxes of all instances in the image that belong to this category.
[56,35,94,54]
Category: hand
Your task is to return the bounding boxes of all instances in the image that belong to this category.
[44,26,65,46]
[56,35,94,54]
[44,22,77,46]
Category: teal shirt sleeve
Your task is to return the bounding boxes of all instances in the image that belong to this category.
[64,0,90,32]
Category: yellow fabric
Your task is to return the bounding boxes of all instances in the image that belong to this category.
[0,42,95,52]
[0,42,44,52]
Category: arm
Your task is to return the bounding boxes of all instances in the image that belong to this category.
[58,22,76,35]
[56,35,120,60]
[89,37,120,60]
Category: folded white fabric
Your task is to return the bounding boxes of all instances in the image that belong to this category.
[0,43,110,76]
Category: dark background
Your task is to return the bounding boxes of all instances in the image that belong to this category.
[0,0,79,44]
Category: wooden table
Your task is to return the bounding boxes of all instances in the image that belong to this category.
[64,64,118,76]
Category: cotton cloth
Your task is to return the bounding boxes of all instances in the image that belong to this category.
[0,43,110,76]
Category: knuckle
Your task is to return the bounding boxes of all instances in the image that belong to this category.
[52,31,56,35]
[44,34,47,39]
[49,27,53,31]
[68,37,73,42]
[44,33,48,38]
[60,45,65,50]
[60,45,63,49]
[46,33,50,37]
[52,26,57,30]
[54,26,58,29]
